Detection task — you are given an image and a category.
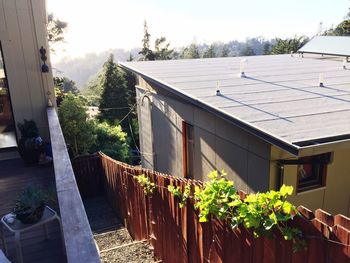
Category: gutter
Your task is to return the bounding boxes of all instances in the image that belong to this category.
[119,61,301,156]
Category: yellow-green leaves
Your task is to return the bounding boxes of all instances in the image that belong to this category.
[280,184,294,197]
[193,170,304,252]
[168,185,191,208]
[136,174,155,195]
[194,170,240,223]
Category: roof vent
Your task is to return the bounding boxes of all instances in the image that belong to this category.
[319,73,325,87]
[216,81,221,96]
[239,59,247,78]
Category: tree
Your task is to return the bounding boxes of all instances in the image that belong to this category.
[203,44,216,58]
[83,75,102,106]
[47,13,67,51]
[139,21,155,61]
[241,45,256,56]
[263,42,271,55]
[58,93,95,156]
[90,121,130,162]
[54,76,80,95]
[98,54,129,128]
[270,36,308,55]
[324,20,350,36]
[154,37,174,60]
[221,44,230,57]
[183,43,201,59]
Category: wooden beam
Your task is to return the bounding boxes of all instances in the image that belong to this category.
[47,107,100,263]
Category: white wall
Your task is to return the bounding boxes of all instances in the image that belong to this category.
[0,0,55,141]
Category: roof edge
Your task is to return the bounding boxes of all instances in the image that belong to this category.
[119,61,300,156]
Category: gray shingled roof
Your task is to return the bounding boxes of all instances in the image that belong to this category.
[120,54,350,154]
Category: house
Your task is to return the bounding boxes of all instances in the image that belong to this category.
[0,0,56,152]
[120,44,350,217]
[0,1,99,262]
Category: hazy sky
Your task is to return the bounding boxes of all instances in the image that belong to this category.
[47,0,349,63]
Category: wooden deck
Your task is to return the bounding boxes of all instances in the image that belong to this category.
[0,158,66,263]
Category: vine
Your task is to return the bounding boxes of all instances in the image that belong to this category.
[135,174,155,195]
[168,184,191,208]
[194,170,306,251]
[137,169,306,251]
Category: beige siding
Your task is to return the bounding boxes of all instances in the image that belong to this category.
[270,146,350,217]
[0,0,55,141]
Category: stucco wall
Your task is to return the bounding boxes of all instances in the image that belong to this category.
[270,146,350,217]
[0,0,55,141]
[136,78,271,193]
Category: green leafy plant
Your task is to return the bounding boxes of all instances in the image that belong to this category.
[194,170,305,251]
[13,186,56,224]
[136,174,155,195]
[194,170,242,222]
[168,184,191,208]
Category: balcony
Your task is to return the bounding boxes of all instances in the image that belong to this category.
[0,107,100,263]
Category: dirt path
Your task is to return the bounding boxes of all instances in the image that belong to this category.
[84,196,155,263]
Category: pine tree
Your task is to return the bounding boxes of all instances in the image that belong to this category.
[184,43,200,58]
[203,44,216,58]
[221,44,230,57]
[154,37,174,60]
[139,21,155,61]
[98,54,129,128]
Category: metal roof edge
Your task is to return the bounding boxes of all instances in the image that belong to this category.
[119,61,300,156]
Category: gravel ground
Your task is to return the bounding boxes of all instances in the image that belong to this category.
[100,242,155,263]
[85,196,156,263]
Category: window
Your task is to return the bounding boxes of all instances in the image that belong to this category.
[297,153,331,192]
[182,122,194,178]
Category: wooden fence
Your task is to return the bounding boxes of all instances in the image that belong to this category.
[73,152,350,263]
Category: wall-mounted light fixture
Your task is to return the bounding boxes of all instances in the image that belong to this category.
[39,46,49,73]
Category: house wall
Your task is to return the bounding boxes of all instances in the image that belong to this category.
[136,77,271,193]
[0,0,55,141]
[270,146,350,217]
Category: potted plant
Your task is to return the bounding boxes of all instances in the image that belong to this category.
[17,119,44,165]
[13,186,54,224]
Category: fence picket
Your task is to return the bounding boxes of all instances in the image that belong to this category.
[72,153,350,263]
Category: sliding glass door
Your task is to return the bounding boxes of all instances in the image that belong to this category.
[0,44,17,148]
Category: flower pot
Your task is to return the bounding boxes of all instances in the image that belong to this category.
[15,205,45,224]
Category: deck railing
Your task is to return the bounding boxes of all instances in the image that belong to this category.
[47,107,100,263]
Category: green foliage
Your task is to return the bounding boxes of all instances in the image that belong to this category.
[182,43,201,59]
[58,93,96,155]
[240,45,256,56]
[270,36,308,55]
[47,13,67,51]
[154,37,174,60]
[203,44,217,58]
[139,21,155,61]
[98,54,130,126]
[324,20,350,36]
[54,76,80,95]
[168,185,191,208]
[17,119,39,138]
[139,21,174,61]
[221,44,230,57]
[136,174,155,195]
[194,170,305,251]
[194,170,241,222]
[90,121,130,162]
